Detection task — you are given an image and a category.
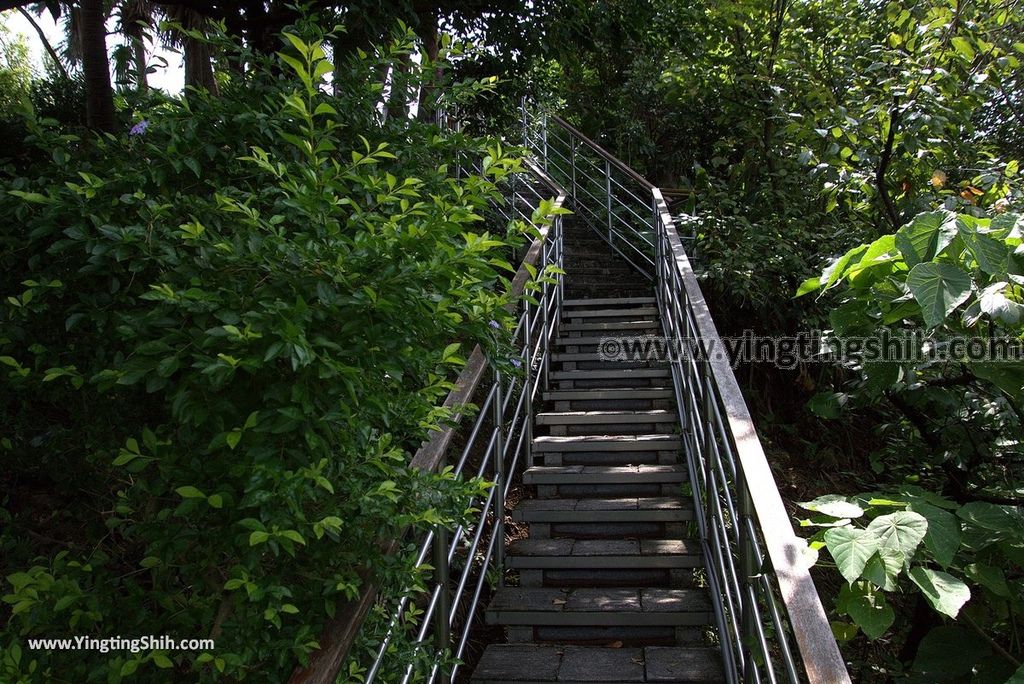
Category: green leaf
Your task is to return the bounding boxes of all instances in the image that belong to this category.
[152,653,173,668]
[795,276,820,297]
[906,262,973,329]
[867,511,928,557]
[846,586,895,639]
[912,626,989,680]
[895,211,958,267]
[908,567,971,618]
[862,548,903,591]
[175,486,206,499]
[964,563,1011,598]
[798,495,864,519]
[957,501,1024,536]
[824,527,881,584]
[908,503,960,567]
[249,531,270,546]
[226,430,242,450]
[278,530,306,545]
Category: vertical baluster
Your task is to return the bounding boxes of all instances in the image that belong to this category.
[524,299,534,469]
[605,160,613,243]
[570,137,577,200]
[739,480,757,684]
[701,359,715,542]
[493,367,506,586]
[520,97,528,148]
[432,525,451,652]
[541,263,551,392]
[542,115,549,171]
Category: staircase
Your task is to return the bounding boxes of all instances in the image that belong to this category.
[470,223,724,683]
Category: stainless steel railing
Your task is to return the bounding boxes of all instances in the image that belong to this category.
[524,107,850,684]
[289,147,567,684]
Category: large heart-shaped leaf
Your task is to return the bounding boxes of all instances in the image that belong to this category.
[909,567,971,618]
[895,211,958,266]
[906,262,972,329]
[908,503,961,567]
[824,527,881,584]
[847,586,895,640]
[799,494,864,519]
[867,510,928,557]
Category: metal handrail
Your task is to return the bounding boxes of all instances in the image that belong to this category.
[525,109,850,684]
[289,149,567,683]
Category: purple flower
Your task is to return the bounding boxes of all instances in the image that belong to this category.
[488,320,500,329]
[510,357,522,369]
[129,120,149,136]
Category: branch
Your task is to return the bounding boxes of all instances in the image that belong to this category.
[876,102,902,230]
[17,7,71,81]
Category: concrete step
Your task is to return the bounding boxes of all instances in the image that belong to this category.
[486,587,713,628]
[552,352,663,362]
[543,388,675,402]
[560,320,661,332]
[508,539,702,570]
[524,465,688,486]
[564,307,658,319]
[548,369,671,382]
[537,410,677,426]
[513,497,692,524]
[563,297,656,308]
[555,336,655,347]
[471,644,724,684]
[534,435,681,453]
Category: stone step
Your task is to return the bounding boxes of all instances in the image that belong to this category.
[471,644,724,684]
[551,352,662,364]
[563,297,656,308]
[533,435,682,453]
[485,587,713,628]
[548,369,671,382]
[537,410,677,426]
[542,388,675,402]
[523,465,688,486]
[508,539,701,570]
[513,497,692,524]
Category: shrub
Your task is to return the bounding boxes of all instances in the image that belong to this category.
[0,25,527,683]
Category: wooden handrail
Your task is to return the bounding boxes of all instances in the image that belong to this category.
[651,189,851,684]
[289,162,566,684]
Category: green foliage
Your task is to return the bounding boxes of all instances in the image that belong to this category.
[0,17,31,113]
[801,489,1024,680]
[0,25,536,683]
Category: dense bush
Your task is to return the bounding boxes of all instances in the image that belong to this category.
[0,26,528,683]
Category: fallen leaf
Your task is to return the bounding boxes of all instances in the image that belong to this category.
[551,598,567,606]
[606,640,623,648]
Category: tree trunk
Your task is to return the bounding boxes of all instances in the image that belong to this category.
[79,0,117,131]
[416,7,442,120]
[126,23,148,90]
[184,37,218,95]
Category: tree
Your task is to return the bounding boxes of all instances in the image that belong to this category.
[78,0,115,129]
[0,14,32,116]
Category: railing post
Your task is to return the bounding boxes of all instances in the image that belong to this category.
[605,159,613,243]
[541,277,551,392]
[492,367,506,586]
[570,137,577,200]
[524,300,534,469]
[432,525,451,652]
[701,359,715,539]
[520,97,528,148]
[739,479,757,684]
[542,115,549,172]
